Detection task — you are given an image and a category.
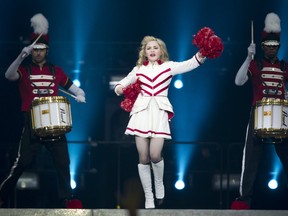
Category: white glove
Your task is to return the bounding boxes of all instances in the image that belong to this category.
[75,95,86,103]
[247,43,256,60]
[20,46,33,59]
[68,84,86,103]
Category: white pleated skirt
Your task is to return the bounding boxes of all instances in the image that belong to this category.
[125,98,171,139]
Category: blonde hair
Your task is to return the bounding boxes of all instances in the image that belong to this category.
[136,36,169,67]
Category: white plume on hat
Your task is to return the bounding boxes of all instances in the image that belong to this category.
[264,12,281,33]
[30,13,49,34]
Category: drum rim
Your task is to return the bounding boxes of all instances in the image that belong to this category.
[34,125,72,137]
[256,98,288,106]
[255,128,288,138]
[31,96,70,106]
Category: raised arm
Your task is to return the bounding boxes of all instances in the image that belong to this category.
[5,46,33,81]
[235,43,255,86]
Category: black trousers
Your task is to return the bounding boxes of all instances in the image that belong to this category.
[0,112,72,202]
[239,107,288,205]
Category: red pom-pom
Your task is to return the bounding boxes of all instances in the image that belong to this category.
[193,27,224,58]
[230,200,250,210]
[65,199,83,209]
[120,79,141,112]
[199,35,224,58]
[120,98,134,112]
[193,27,215,49]
[123,81,141,101]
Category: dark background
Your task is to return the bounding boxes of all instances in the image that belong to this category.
[0,0,288,210]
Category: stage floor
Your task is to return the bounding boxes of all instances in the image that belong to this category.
[0,209,288,216]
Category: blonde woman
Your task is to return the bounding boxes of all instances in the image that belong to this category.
[115,35,206,209]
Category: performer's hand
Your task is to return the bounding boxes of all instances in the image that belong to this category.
[115,85,124,96]
[247,43,256,59]
[118,87,124,95]
[20,46,33,58]
[196,52,206,64]
[285,91,288,100]
[75,95,86,103]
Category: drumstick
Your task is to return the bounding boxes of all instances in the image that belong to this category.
[251,20,254,44]
[22,33,44,58]
[31,33,44,47]
[59,88,77,99]
[251,20,254,60]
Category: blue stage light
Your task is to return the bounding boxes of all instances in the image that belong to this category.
[175,179,185,190]
[71,178,77,190]
[268,179,278,190]
[174,79,183,89]
[73,79,81,87]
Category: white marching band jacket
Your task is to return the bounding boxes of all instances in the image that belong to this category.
[115,54,203,118]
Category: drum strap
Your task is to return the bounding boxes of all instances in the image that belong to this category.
[26,64,56,97]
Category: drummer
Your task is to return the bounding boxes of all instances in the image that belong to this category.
[0,13,85,208]
[231,12,288,209]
